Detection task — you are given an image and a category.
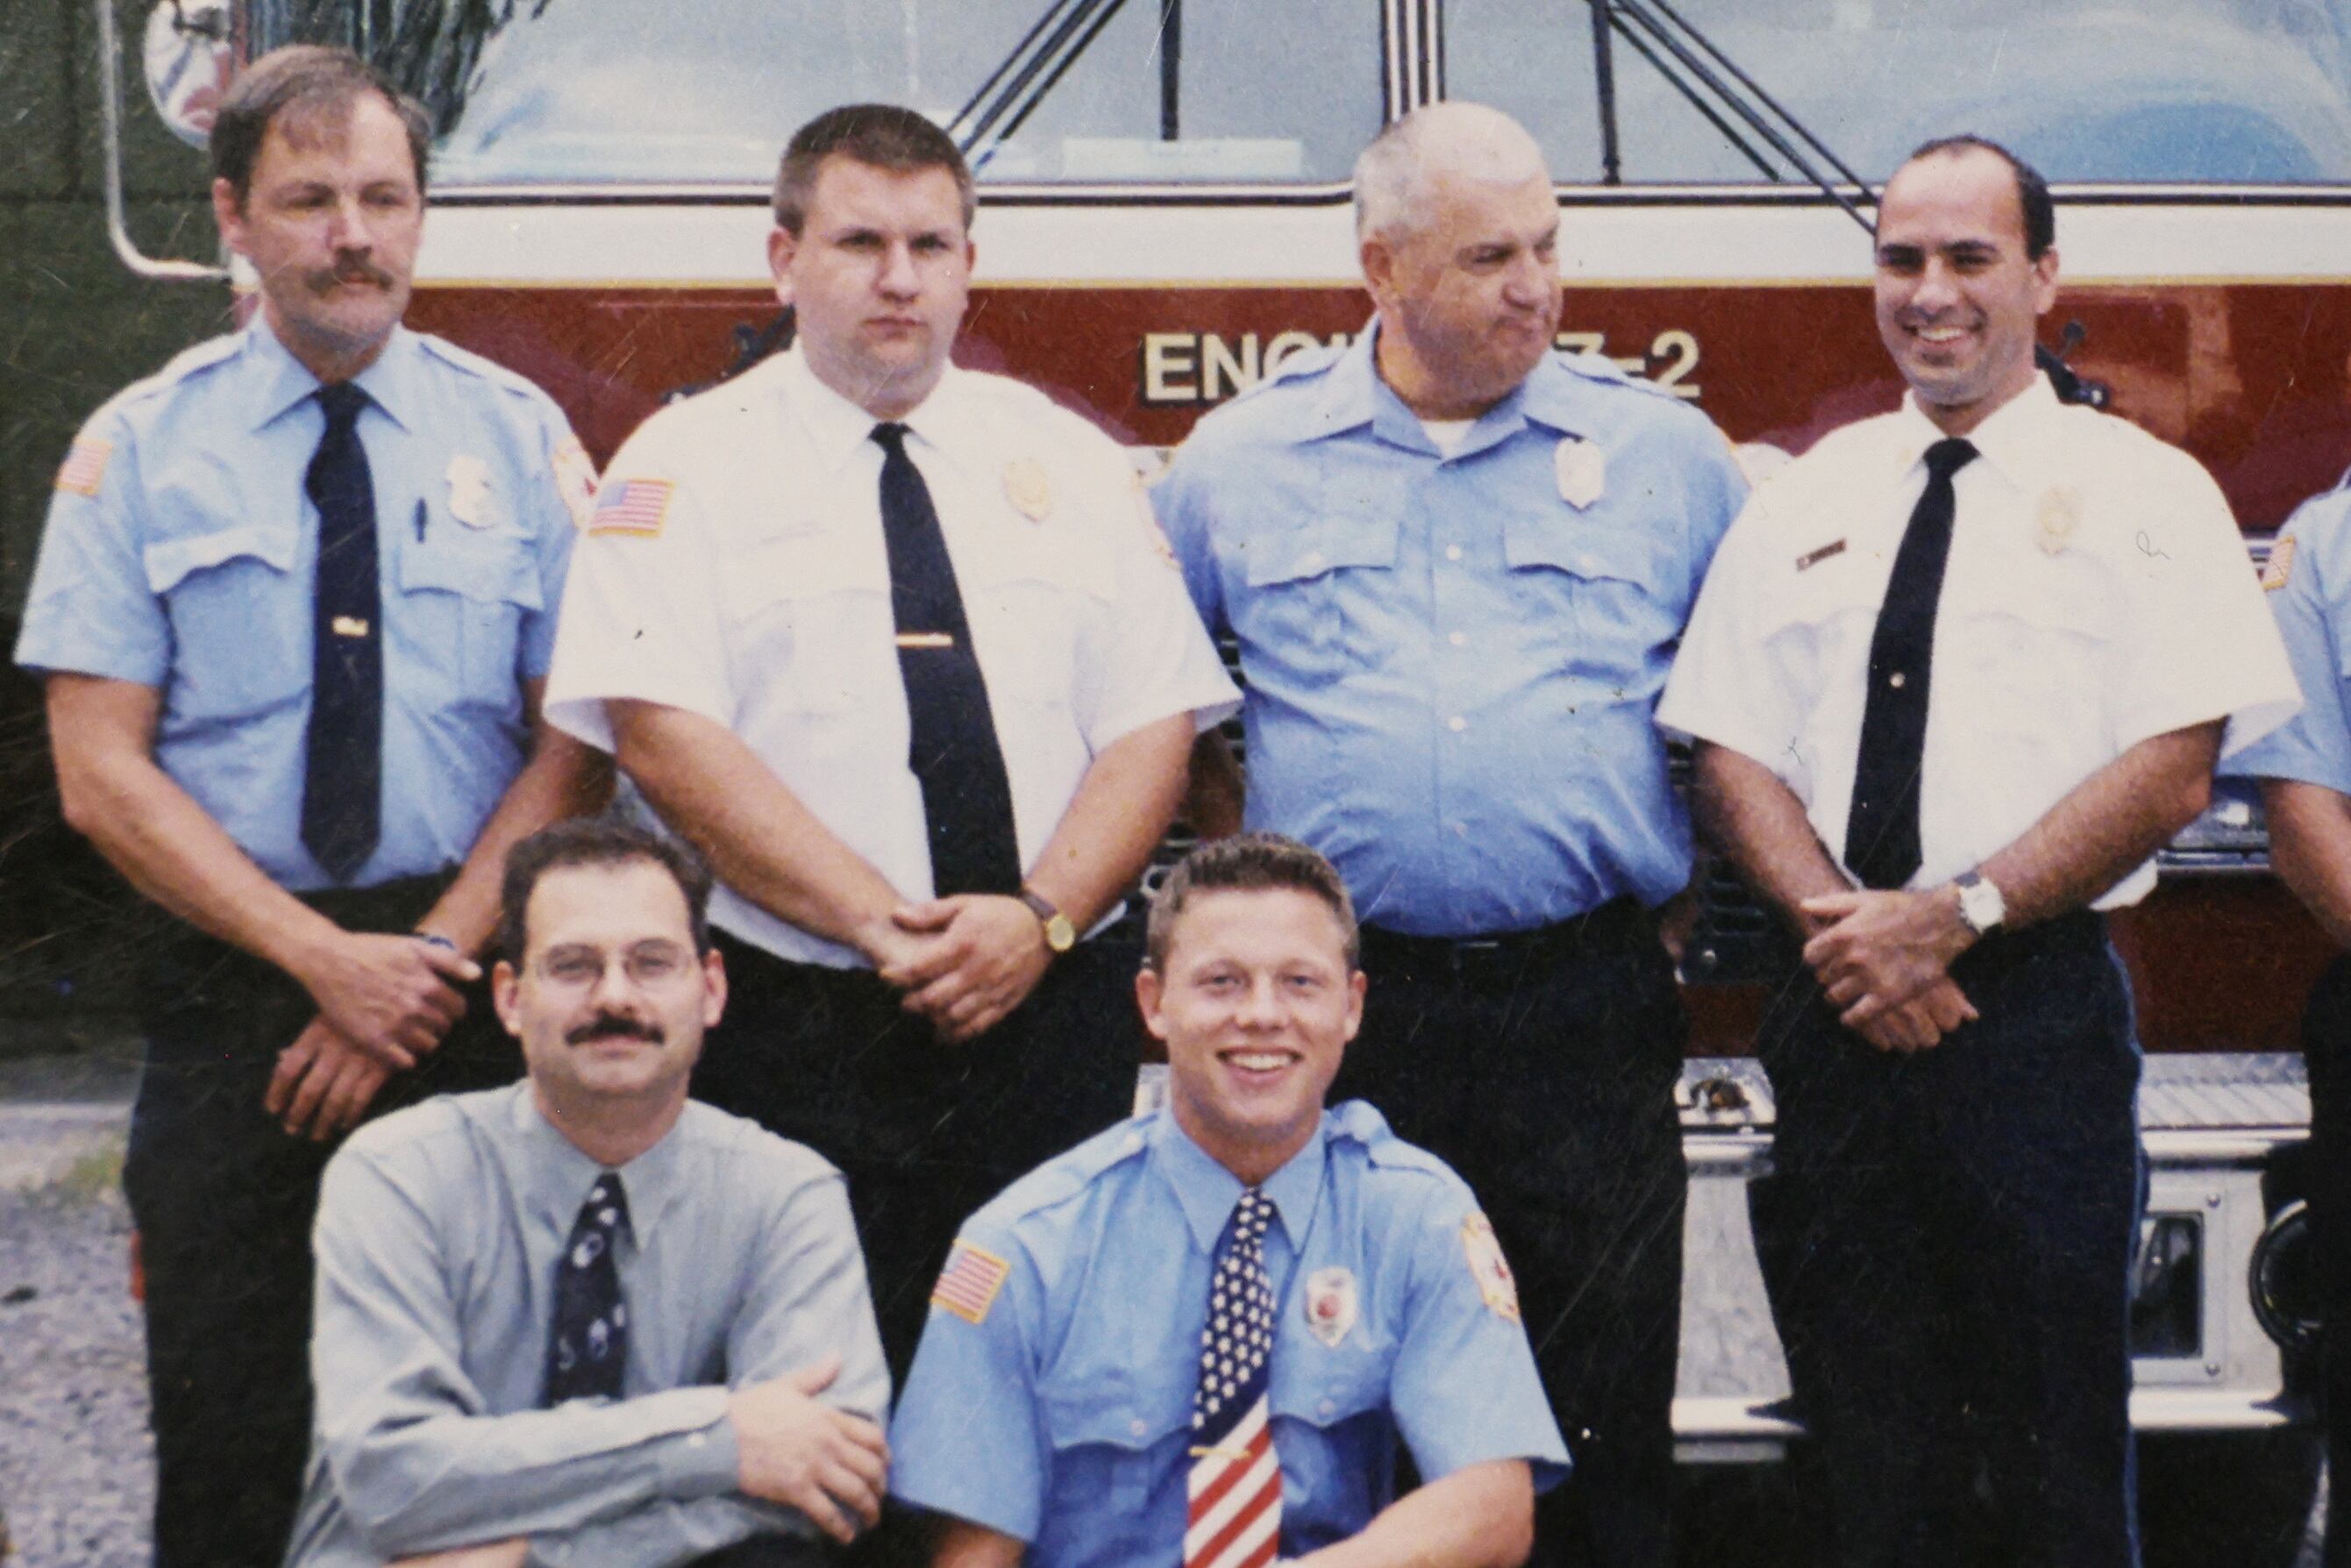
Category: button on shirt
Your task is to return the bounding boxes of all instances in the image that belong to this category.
[285,1084,889,1568]
[1154,328,1747,937]
[887,1102,1569,1566]
[545,350,1239,967]
[1658,377,2299,907]
[15,317,585,891]
[2222,476,2351,795]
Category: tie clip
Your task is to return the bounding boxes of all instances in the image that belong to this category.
[331,616,371,638]
[1188,1444,1250,1459]
[894,631,954,650]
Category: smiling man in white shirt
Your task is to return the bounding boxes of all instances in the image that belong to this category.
[1657,135,2297,1565]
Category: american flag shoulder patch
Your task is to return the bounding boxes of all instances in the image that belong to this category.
[931,1238,1011,1325]
[55,438,112,497]
[588,477,674,538]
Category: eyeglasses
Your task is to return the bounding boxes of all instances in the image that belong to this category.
[535,941,695,991]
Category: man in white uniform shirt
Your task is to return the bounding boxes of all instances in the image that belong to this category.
[543,103,1238,1385]
[1656,135,2297,1565]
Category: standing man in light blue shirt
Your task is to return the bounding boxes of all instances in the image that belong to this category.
[889,834,1566,1568]
[1153,103,1745,1566]
[2219,473,2351,1567]
[13,46,601,1566]
[287,816,889,1568]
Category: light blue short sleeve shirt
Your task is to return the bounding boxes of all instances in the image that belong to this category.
[2223,475,2351,794]
[888,1102,1569,1564]
[1154,327,1747,936]
[15,317,587,890]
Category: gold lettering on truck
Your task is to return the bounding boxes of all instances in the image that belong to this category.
[1137,329,1702,407]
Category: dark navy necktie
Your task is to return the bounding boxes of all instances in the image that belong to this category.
[1847,436,1979,891]
[872,422,1022,898]
[302,381,382,883]
[544,1172,630,1406]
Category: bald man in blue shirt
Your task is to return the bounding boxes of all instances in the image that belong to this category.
[1154,104,1745,1566]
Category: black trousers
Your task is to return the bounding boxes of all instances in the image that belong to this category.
[2302,954,2351,1568]
[1753,913,2143,1568]
[697,930,1145,1379]
[1337,902,1690,1568]
[124,874,517,1568]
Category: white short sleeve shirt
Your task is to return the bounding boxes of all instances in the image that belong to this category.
[545,351,1238,965]
[1658,377,2298,909]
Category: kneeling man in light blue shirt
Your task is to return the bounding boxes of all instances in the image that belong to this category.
[889,834,1568,1568]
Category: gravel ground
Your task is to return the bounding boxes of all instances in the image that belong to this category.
[0,1053,148,1568]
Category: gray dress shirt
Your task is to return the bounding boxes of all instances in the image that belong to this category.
[284,1083,888,1568]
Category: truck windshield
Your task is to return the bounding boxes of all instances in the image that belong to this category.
[277,0,2351,191]
[1451,0,2351,184]
[393,0,1382,188]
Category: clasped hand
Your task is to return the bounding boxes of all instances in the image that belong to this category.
[1798,887,1979,1053]
[866,894,1051,1044]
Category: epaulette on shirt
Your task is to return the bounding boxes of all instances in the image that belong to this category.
[92,333,246,425]
[1222,340,1348,408]
[976,1115,1156,1225]
[1329,1101,1450,1178]
[414,332,564,411]
[1552,348,1685,405]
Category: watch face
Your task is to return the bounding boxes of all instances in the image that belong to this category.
[1045,915,1077,952]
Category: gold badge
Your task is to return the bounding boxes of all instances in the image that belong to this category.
[2035,485,2084,556]
[1305,1266,1359,1348]
[1461,1212,1521,1322]
[331,615,371,638]
[2264,536,2298,594]
[1004,459,1052,522]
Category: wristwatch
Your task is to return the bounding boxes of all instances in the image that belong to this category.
[1953,870,2006,938]
[1017,888,1078,955]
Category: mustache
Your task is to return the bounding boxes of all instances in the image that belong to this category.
[565,1014,663,1047]
[307,256,395,295]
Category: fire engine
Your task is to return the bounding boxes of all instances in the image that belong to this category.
[87,0,2351,1557]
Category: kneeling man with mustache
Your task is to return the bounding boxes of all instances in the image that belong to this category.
[285,818,890,1567]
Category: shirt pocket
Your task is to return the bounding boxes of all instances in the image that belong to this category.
[142,524,306,722]
[1501,517,1677,686]
[1954,564,2117,754]
[396,535,545,710]
[721,532,892,716]
[1238,515,1400,687]
[1272,1336,1391,1430]
[1035,1365,1189,1555]
[964,532,1117,712]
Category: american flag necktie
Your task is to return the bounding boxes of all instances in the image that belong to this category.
[1186,1187,1282,1568]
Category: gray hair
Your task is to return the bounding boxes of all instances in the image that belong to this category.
[1352,102,1550,243]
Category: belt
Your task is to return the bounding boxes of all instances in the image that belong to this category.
[1357,898,1650,983]
[1947,908,2106,987]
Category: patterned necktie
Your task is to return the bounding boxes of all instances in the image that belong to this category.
[1846,436,1979,891]
[302,381,383,883]
[872,422,1023,898]
[543,1173,630,1406]
[1186,1187,1282,1568]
